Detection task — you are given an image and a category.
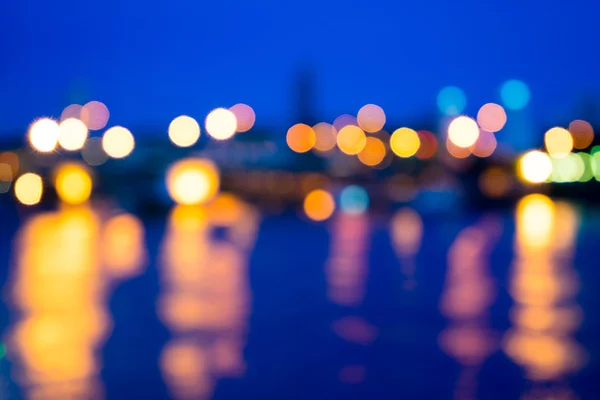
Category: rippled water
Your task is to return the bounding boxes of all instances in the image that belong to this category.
[0,195,599,399]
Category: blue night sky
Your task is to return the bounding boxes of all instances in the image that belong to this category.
[1,0,599,137]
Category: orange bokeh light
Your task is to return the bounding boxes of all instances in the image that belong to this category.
[303,189,335,221]
[287,124,316,153]
[313,123,337,152]
[337,126,367,155]
[415,130,438,160]
[358,136,386,166]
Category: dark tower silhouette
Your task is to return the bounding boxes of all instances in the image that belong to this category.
[293,67,316,126]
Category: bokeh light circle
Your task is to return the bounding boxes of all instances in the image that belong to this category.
[470,129,497,158]
[333,114,358,131]
[544,127,573,159]
[569,120,594,150]
[205,108,237,140]
[337,126,367,155]
[166,158,220,205]
[82,137,108,166]
[230,104,256,133]
[518,150,552,183]
[313,123,337,152]
[340,185,369,215]
[14,173,43,206]
[81,101,110,131]
[477,103,507,133]
[28,118,60,152]
[358,136,386,166]
[54,163,93,205]
[102,126,135,159]
[60,104,83,121]
[390,127,420,158]
[58,118,89,151]
[500,80,530,111]
[303,189,335,221]
[437,86,466,116]
[287,124,316,153]
[168,116,200,148]
[446,138,472,159]
[415,130,438,160]
[357,104,386,133]
[448,116,480,148]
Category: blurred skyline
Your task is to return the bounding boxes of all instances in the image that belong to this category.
[1,0,599,135]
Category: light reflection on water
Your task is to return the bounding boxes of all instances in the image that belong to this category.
[0,195,593,398]
[158,195,260,399]
[5,206,147,399]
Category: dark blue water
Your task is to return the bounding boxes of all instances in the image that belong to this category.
[0,197,599,399]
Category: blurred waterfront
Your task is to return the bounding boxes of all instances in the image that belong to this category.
[0,194,599,399]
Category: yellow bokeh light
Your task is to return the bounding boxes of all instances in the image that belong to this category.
[390,127,420,158]
[58,118,89,151]
[518,150,553,184]
[230,104,255,133]
[168,116,200,148]
[205,108,237,140]
[337,126,367,155]
[166,158,220,205]
[14,173,43,206]
[287,124,316,153]
[103,213,147,279]
[358,136,386,166]
[313,122,337,152]
[357,104,386,133]
[303,189,335,221]
[544,127,573,159]
[28,118,60,153]
[516,194,555,249]
[448,116,480,148]
[102,126,135,159]
[81,101,109,131]
[54,163,93,205]
[568,120,594,150]
[477,103,507,133]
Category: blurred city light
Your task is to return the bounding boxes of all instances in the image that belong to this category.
[340,185,369,215]
[102,126,135,159]
[303,189,335,221]
[168,115,200,148]
[58,118,89,151]
[437,86,466,116]
[479,167,512,198]
[333,114,358,131]
[544,127,573,159]
[0,151,19,175]
[60,104,83,121]
[337,125,366,155]
[14,173,43,206]
[54,163,93,205]
[357,104,386,133]
[577,153,594,182]
[518,151,552,183]
[390,127,420,158]
[550,153,584,183]
[312,122,337,152]
[205,108,237,140]
[593,152,600,181]
[287,123,316,153]
[230,104,256,133]
[102,213,147,279]
[448,116,480,148]
[166,158,220,205]
[358,136,386,166]
[28,118,60,152]
[470,129,497,158]
[568,120,594,150]
[445,138,472,159]
[500,80,531,110]
[0,163,12,193]
[477,103,507,133]
[81,101,110,131]
[415,130,438,160]
[82,137,109,166]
